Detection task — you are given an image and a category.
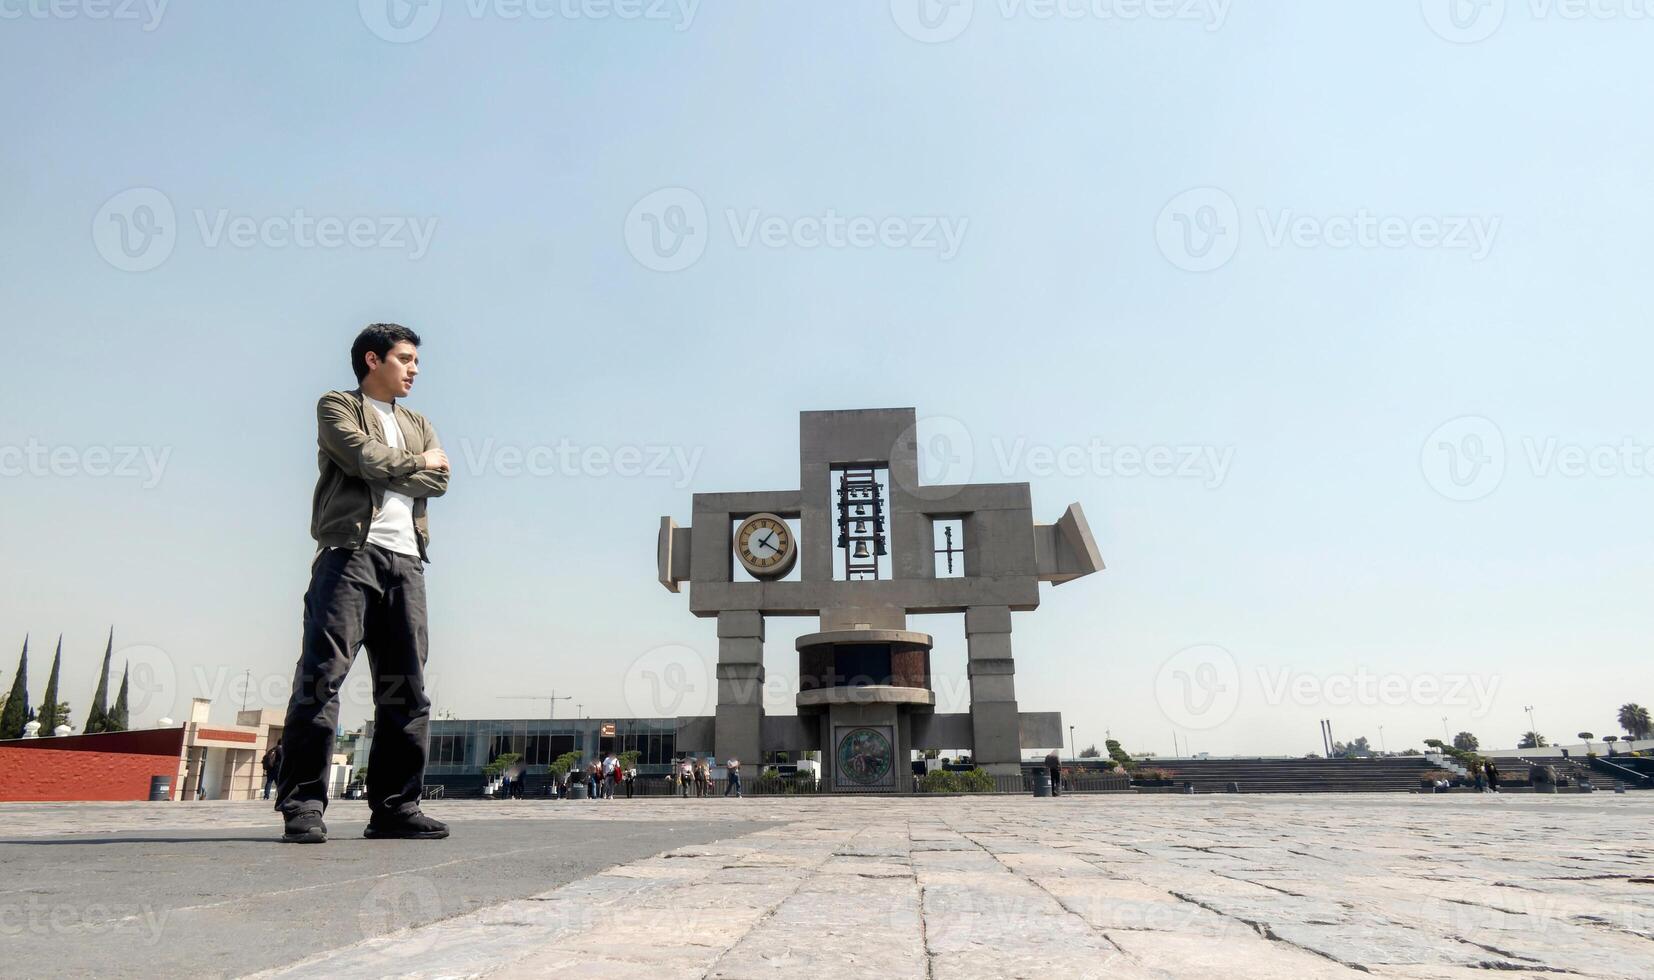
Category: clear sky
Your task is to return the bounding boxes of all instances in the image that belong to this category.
[2,2,1650,758]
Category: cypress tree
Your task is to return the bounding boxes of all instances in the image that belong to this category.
[0,636,28,739]
[37,636,63,734]
[110,663,130,731]
[84,628,114,734]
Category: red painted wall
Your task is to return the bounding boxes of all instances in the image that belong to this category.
[0,728,186,802]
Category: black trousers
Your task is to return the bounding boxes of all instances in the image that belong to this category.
[276,544,430,819]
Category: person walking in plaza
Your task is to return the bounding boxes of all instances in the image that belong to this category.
[1485,759,1501,793]
[692,757,706,798]
[680,757,692,797]
[602,752,618,799]
[276,324,451,844]
[625,766,635,799]
[1045,750,1062,797]
[261,744,282,800]
[724,758,742,798]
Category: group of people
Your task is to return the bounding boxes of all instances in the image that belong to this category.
[552,754,635,799]
[487,754,745,799]
[670,757,742,798]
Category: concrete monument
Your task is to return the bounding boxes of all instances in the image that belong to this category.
[657,408,1103,790]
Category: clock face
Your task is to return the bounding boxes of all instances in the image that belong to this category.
[735,513,797,579]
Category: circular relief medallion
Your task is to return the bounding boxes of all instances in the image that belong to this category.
[836,727,893,786]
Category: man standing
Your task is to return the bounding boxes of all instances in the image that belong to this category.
[260,743,282,800]
[1045,749,1062,797]
[276,324,451,844]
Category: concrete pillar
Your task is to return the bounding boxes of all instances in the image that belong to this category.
[714,610,764,767]
[966,605,1020,776]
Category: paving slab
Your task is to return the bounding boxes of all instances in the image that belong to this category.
[1,793,1651,979]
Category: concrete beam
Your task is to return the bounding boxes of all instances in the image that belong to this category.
[964,605,1012,635]
[1018,711,1064,749]
[1035,502,1105,585]
[717,611,765,640]
[675,715,714,753]
[687,576,1041,618]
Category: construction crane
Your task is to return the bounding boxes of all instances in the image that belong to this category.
[497,691,572,720]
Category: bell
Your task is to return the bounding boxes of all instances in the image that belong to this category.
[852,540,871,559]
[856,504,868,516]
[854,520,867,534]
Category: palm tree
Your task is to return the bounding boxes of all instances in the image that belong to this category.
[1453,732,1479,751]
[1518,731,1548,749]
[1618,703,1651,742]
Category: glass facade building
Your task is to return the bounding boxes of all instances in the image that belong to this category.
[414,716,681,778]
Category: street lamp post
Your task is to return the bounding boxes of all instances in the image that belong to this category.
[1069,725,1076,764]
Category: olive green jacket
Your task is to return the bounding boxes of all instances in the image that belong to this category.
[311,388,448,560]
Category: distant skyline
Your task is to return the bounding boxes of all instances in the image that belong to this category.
[3,4,1651,758]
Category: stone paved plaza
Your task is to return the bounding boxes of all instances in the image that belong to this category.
[3,794,1652,979]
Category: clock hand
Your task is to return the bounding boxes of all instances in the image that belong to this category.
[759,532,778,550]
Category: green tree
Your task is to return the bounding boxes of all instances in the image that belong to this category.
[44,701,72,733]
[1,636,30,739]
[483,752,523,778]
[547,751,582,779]
[83,628,114,734]
[1105,739,1136,770]
[920,769,959,792]
[1518,731,1548,749]
[109,664,130,732]
[1079,744,1101,758]
[1452,732,1479,751]
[1332,736,1372,758]
[617,749,641,771]
[36,637,63,735]
[1618,703,1651,741]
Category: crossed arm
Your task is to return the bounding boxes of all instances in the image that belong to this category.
[317,394,450,499]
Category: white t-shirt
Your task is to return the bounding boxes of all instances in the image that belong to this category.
[364,395,420,557]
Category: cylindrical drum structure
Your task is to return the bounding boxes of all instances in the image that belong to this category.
[148,775,172,801]
[796,628,933,700]
[796,629,935,794]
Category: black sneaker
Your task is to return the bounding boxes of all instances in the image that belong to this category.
[281,811,327,844]
[364,810,449,840]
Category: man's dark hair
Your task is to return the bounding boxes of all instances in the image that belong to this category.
[351,323,421,381]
